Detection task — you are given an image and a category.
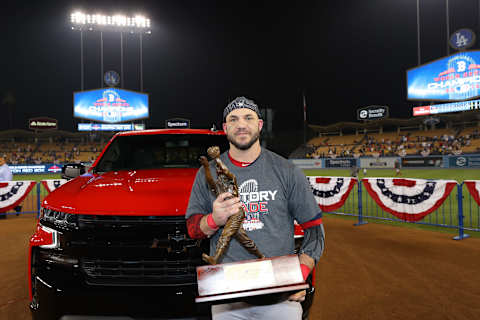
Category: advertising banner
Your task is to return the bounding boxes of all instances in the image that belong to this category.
[291,159,323,169]
[29,117,58,130]
[325,158,357,168]
[360,157,397,168]
[407,50,480,101]
[78,123,133,131]
[165,118,190,129]
[10,164,63,175]
[357,106,389,120]
[412,99,480,116]
[401,157,443,168]
[74,88,148,123]
[448,155,480,168]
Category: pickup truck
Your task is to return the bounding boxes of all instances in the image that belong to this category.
[29,129,314,319]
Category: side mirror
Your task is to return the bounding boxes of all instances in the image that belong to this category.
[61,163,86,180]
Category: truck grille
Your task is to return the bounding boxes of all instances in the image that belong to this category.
[67,215,207,286]
[81,257,198,286]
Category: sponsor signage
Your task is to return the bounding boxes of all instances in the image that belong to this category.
[29,117,58,130]
[74,88,149,123]
[78,123,133,131]
[449,155,480,168]
[407,50,480,101]
[134,123,145,131]
[413,99,480,116]
[401,156,443,168]
[357,106,389,120]
[325,158,357,168]
[10,164,63,175]
[449,29,476,51]
[165,118,190,129]
[291,159,323,169]
[360,157,397,169]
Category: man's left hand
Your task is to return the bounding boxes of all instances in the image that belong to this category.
[288,289,306,302]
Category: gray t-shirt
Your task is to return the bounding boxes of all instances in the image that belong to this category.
[186,148,322,263]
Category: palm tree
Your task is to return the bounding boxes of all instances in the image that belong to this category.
[2,91,16,129]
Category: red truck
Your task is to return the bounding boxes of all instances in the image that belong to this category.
[28,129,314,319]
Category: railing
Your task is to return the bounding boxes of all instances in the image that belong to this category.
[309,177,480,240]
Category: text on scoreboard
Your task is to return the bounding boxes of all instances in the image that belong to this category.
[407,50,480,101]
[74,88,149,123]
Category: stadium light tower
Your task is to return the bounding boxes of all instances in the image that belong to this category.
[70,11,151,91]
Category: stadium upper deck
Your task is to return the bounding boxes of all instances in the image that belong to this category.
[300,112,480,159]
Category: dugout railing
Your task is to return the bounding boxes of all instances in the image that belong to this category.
[1,179,479,241]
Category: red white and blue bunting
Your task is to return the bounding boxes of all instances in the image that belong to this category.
[464,180,480,206]
[0,181,36,213]
[41,179,68,193]
[362,178,457,222]
[308,176,357,212]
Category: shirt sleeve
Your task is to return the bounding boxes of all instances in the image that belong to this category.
[299,224,325,264]
[287,165,322,225]
[287,165,325,263]
[185,166,213,220]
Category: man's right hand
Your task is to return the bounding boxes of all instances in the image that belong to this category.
[211,192,243,226]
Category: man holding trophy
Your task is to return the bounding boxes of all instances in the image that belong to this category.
[186,96,325,319]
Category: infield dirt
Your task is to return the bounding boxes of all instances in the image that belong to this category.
[1,214,479,320]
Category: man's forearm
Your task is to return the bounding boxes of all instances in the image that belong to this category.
[186,213,219,239]
[299,253,315,271]
[199,214,219,237]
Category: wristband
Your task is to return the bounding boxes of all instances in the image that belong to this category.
[206,213,219,230]
[300,264,311,281]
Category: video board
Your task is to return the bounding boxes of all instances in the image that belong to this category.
[74,88,148,123]
[407,50,480,101]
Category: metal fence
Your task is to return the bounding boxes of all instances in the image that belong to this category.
[328,180,479,240]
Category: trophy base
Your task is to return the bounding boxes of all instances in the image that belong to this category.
[195,254,308,303]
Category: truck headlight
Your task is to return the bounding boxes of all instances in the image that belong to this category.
[39,208,78,230]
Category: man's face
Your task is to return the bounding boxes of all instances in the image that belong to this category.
[223,108,263,151]
[0,158,5,166]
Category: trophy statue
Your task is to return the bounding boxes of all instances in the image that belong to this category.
[195,146,309,303]
[199,146,264,265]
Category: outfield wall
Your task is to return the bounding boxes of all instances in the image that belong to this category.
[292,154,480,169]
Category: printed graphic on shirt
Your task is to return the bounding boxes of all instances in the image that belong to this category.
[238,179,277,231]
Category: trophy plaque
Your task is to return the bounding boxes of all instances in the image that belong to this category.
[195,254,308,303]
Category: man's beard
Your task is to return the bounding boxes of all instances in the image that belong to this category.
[227,130,260,150]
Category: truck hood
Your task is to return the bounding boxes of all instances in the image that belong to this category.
[43,168,200,216]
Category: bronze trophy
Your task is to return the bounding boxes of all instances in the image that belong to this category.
[195,146,309,303]
[199,146,264,265]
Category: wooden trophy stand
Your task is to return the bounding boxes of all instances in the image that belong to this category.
[195,254,308,303]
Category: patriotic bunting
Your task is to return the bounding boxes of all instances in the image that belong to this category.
[0,181,36,213]
[464,180,480,206]
[41,179,68,193]
[308,176,357,212]
[362,178,457,222]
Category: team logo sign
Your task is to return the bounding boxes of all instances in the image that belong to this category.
[0,181,36,213]
[464,180,480,206]
[41,179,68,193]
[362,178,457,222]
[308,177,357,212]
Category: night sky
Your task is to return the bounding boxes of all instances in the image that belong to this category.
[2,0,480,133]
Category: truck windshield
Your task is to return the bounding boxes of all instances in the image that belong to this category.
[95,134,229,172]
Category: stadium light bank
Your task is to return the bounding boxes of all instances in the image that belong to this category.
[69,11,151,92]
[70,12,151,34]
